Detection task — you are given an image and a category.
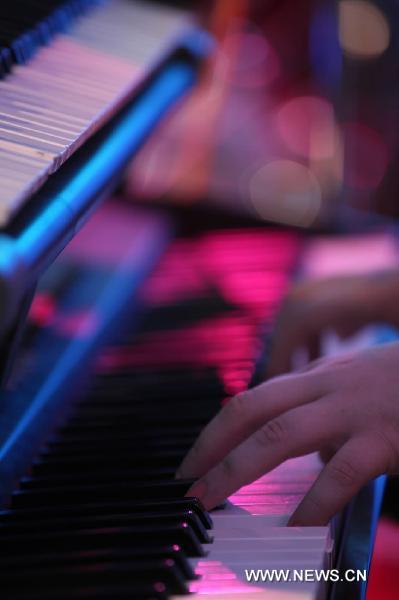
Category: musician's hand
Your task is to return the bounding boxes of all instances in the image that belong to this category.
[267,271,399,378]
[177,342,399,525]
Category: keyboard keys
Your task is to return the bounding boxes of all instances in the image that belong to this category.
[1,522,205,557]
[12,480,198,508]
[0,0,187,224]
[1,228,305,598]
[0,559,189,596]
[0,498,212,529]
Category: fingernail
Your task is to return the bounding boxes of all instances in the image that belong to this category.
[186,478,208,502]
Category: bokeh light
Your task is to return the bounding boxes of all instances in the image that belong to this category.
[249,160,322,227]
[339,0,390,59]
[277,96,338,160]
[227,28,281,88]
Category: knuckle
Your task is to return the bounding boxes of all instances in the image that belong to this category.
[317,354,358,389]
[229,391,249,414]
[328,353,358,373]
[372,429,399,473]
[256,417,287,447]
[226,390,253,419]
[330,458,360,488]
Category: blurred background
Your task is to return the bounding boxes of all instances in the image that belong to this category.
[127,3,399,597]
[127,0,399,229]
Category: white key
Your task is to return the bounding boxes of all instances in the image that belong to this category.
[0,0,188,225]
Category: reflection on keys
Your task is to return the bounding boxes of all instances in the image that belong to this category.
[0,0,188,224]
[1,224,308,599]
[177,454,332,599]
[0,216,388,598]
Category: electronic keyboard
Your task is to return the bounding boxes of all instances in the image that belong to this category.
[0,1,390,597]
[0,198,390,599]
[0,0,197,222]
[0,0,212,378]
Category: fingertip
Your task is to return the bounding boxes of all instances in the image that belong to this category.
[175,455,194,481]
[289,503,328,527]
[185,478,208,504]
[176,463,201,482]
[185,477,225,511]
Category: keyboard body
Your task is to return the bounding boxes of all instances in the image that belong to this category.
[0,0,212,378]
[0,0,192,223]
[0,198,394,600]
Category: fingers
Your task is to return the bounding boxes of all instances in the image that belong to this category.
[176,371,330,480]
[185,398,344,510]
[318,444,339,464]
[289,435,388,526]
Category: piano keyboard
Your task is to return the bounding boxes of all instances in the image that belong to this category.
[0,0,189,225]
[0,226,334,599]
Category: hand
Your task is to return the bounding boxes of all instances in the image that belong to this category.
[176,342,399,525]
[267,270,399,377]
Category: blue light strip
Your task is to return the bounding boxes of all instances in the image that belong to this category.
[0,219,171,473]
[17,61,195,271]
[0,53,197,485]
[0,55,197,339]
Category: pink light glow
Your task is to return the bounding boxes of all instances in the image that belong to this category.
[96,316,258,371]
[227,30,281,88]
[55,310,99,339]
[277,96,337,159]
[29,292,56,328]
[302,233,399,278]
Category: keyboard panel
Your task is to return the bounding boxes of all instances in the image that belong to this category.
[0,0,188,225]
[0,226,331,599]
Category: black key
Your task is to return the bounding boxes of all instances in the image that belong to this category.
[0,510,213,544]
[68,399,220,419]
[46,427,201,447]
[0,559,188,596]
[0,0,98,70]
[126,295,236,332]
[64,406,217,427]
[0,46,12,74]
[59,413,213,433]
[0,545,196,580]
[20,467,178,488]
[32,450,186,475]
[1,497,213,529]
[9,582,168,600]
[12,480,196,508]
[1,522,205,557]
